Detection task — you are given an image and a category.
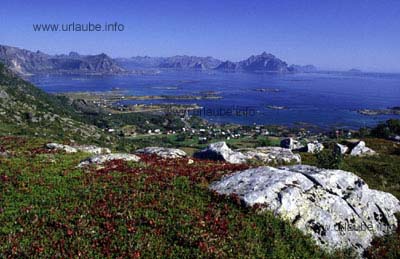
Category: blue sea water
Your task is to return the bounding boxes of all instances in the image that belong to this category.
[29,71,400,129]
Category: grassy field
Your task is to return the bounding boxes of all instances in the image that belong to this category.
[1,136,399,258]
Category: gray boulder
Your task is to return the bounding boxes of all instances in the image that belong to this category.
[46,143,111,154]
[240,147,301,164]
[334,143,349,155]
[350,141,376,157]
[305,141,324,153]
[78,153,140,167]
[194,142,247,164]
[0,150,10,158]
[46,143,77,153]
[76,145,111,155]
[280,138,304,150]
[389,135,400,142]
[135,147,187,159]
[210,165,400,254]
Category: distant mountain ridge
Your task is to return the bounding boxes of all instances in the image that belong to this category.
[116,55,222,70]
[0,45,126,75]
[216,52,289,72]
[119,52,316,73]
[116,56,166,69]
[288,64,317,73]
[158,55,222,70]
[0,44,316,74]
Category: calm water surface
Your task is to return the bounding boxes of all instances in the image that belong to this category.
[29,71,400,129]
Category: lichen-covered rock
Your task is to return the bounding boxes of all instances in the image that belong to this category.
[76,145,111,155]
[46,143,77,153]
[350,141,376,157]
[334,143,349,155]
[240,147,301,164]
[210,165,400,254]
[194,142,247,164]
[194,143,301,165]
[0,150,10,157]
[135,147,187,159]
[0,145,9,157]
[280,138,304,150]
[78,153,140,167]
[305,142,324,153]
[46,143,110,154]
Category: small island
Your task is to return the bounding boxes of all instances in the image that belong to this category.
[266,105,287,110]
[57,91,214,115]
[348,68,362,74]
[59,91,222,102]
[358,107,400,116]
[254,88,280,93]
[150,86,180,90]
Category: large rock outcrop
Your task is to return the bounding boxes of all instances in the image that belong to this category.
[193,142,247,164]
[209,165,400,254]
[135,147,187,159]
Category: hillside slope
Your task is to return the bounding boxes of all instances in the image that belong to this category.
[0,63,106,142]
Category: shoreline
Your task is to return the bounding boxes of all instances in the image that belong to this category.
[52,90,400,131]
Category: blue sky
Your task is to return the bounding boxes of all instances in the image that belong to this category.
[1,0,400,72]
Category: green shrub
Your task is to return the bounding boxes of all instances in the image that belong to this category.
[371,119,400,138]
[316,149,343,169]
[258,137,272,147]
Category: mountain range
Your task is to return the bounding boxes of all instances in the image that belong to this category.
[116,55,222,70]
[118,52,316,73]
[0,44,316,75]
[216,52,289,72]
[0,45,126,75]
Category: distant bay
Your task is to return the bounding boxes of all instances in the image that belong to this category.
[29,71,400,129]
